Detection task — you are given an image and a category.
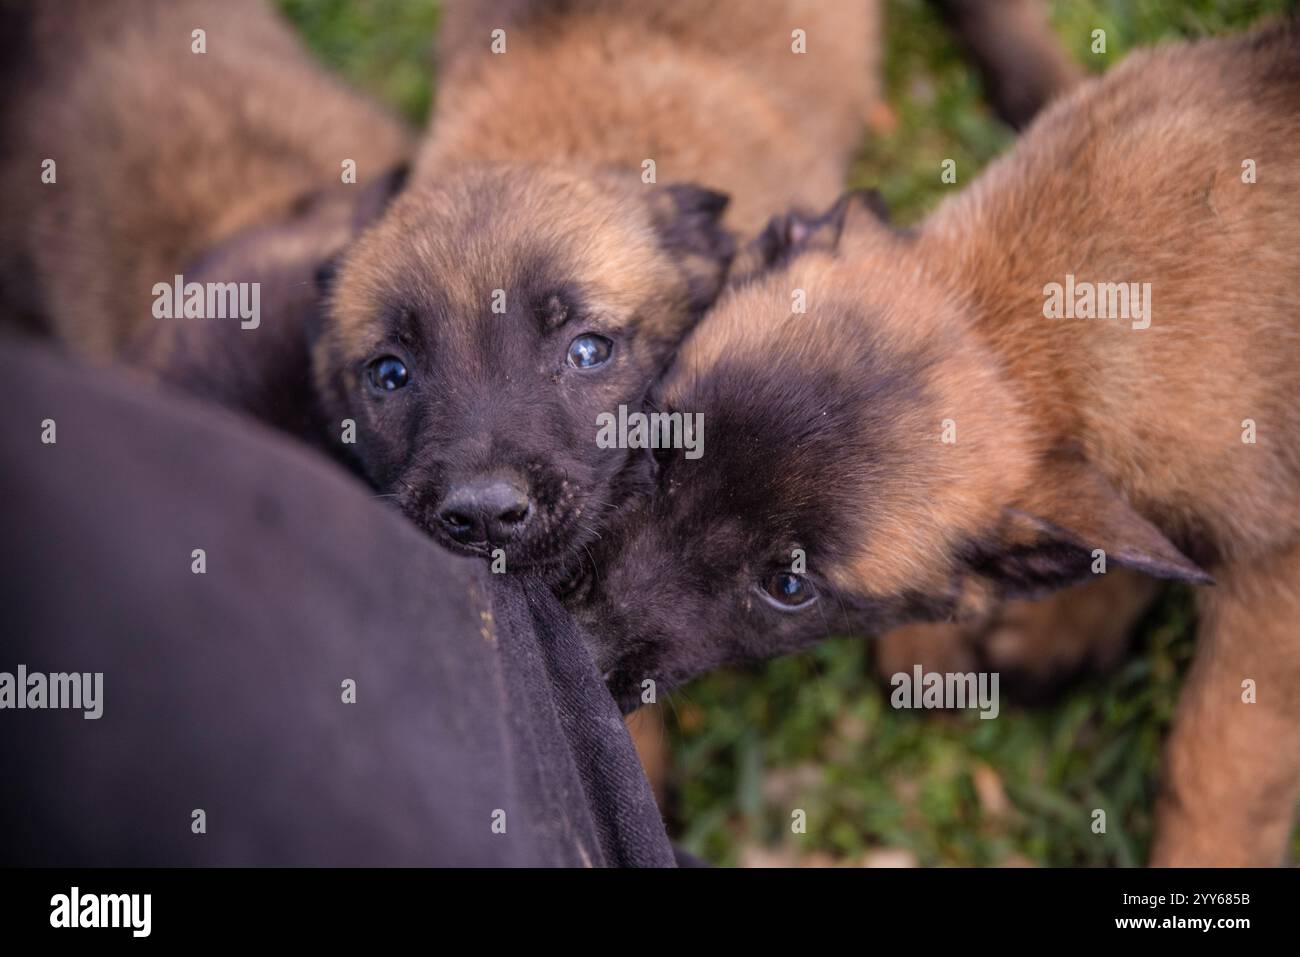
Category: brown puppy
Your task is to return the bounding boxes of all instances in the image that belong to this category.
[315,0,882,573]
[564,21,1300,865]
[0,0,412,376]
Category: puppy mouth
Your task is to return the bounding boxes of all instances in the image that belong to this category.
[427,532,494,559]
[424,522,541,563]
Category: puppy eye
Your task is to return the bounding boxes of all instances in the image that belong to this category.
[757,572,817,611]
[367,355,410,391]
[567,334,613,369]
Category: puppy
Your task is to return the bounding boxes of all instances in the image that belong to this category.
[317,0,1079,572]
[564,21,1300,865]
[314,0,884,573]
[0,0,412,427]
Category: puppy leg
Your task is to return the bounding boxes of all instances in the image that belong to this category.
[928,0,1082,129]
[875,619,983,680]
[875,570,1158,698]
[981,568,1161,700]
[1152,546,1300,865]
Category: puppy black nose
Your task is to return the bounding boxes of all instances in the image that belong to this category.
[436,478,533,543]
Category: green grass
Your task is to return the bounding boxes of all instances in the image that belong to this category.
[279,0,440,124]
[659,590,1200,867]
[281,0,1300,866]
[858,0,1300,224]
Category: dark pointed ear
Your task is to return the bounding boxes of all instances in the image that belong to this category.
[349,164,410,232]
[729,188,892,282]
[313,254,344,325]
[969,456,1212,597]
[647,183,736,315]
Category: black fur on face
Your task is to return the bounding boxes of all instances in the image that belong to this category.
[555,305,944,713]
[315,166,733,571]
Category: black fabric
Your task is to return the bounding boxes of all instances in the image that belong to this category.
[0,340,675,867]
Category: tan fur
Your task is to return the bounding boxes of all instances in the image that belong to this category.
[423,0,881,235]
[0,0,412,359]
[915,35,1300,574]
[1154,542,1300,865]
[672,22,1300,863]
[327,166,686,353]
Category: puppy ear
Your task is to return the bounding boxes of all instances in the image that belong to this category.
[969,455,1212,597]
[316,163,410,321]
[647,183,736,315]
[348,164,410,232]
[730,189,893,282]
[313,254,344,337]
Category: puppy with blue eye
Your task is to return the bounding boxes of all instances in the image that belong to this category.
[561,21,1300,865]
[312,0,885,572]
